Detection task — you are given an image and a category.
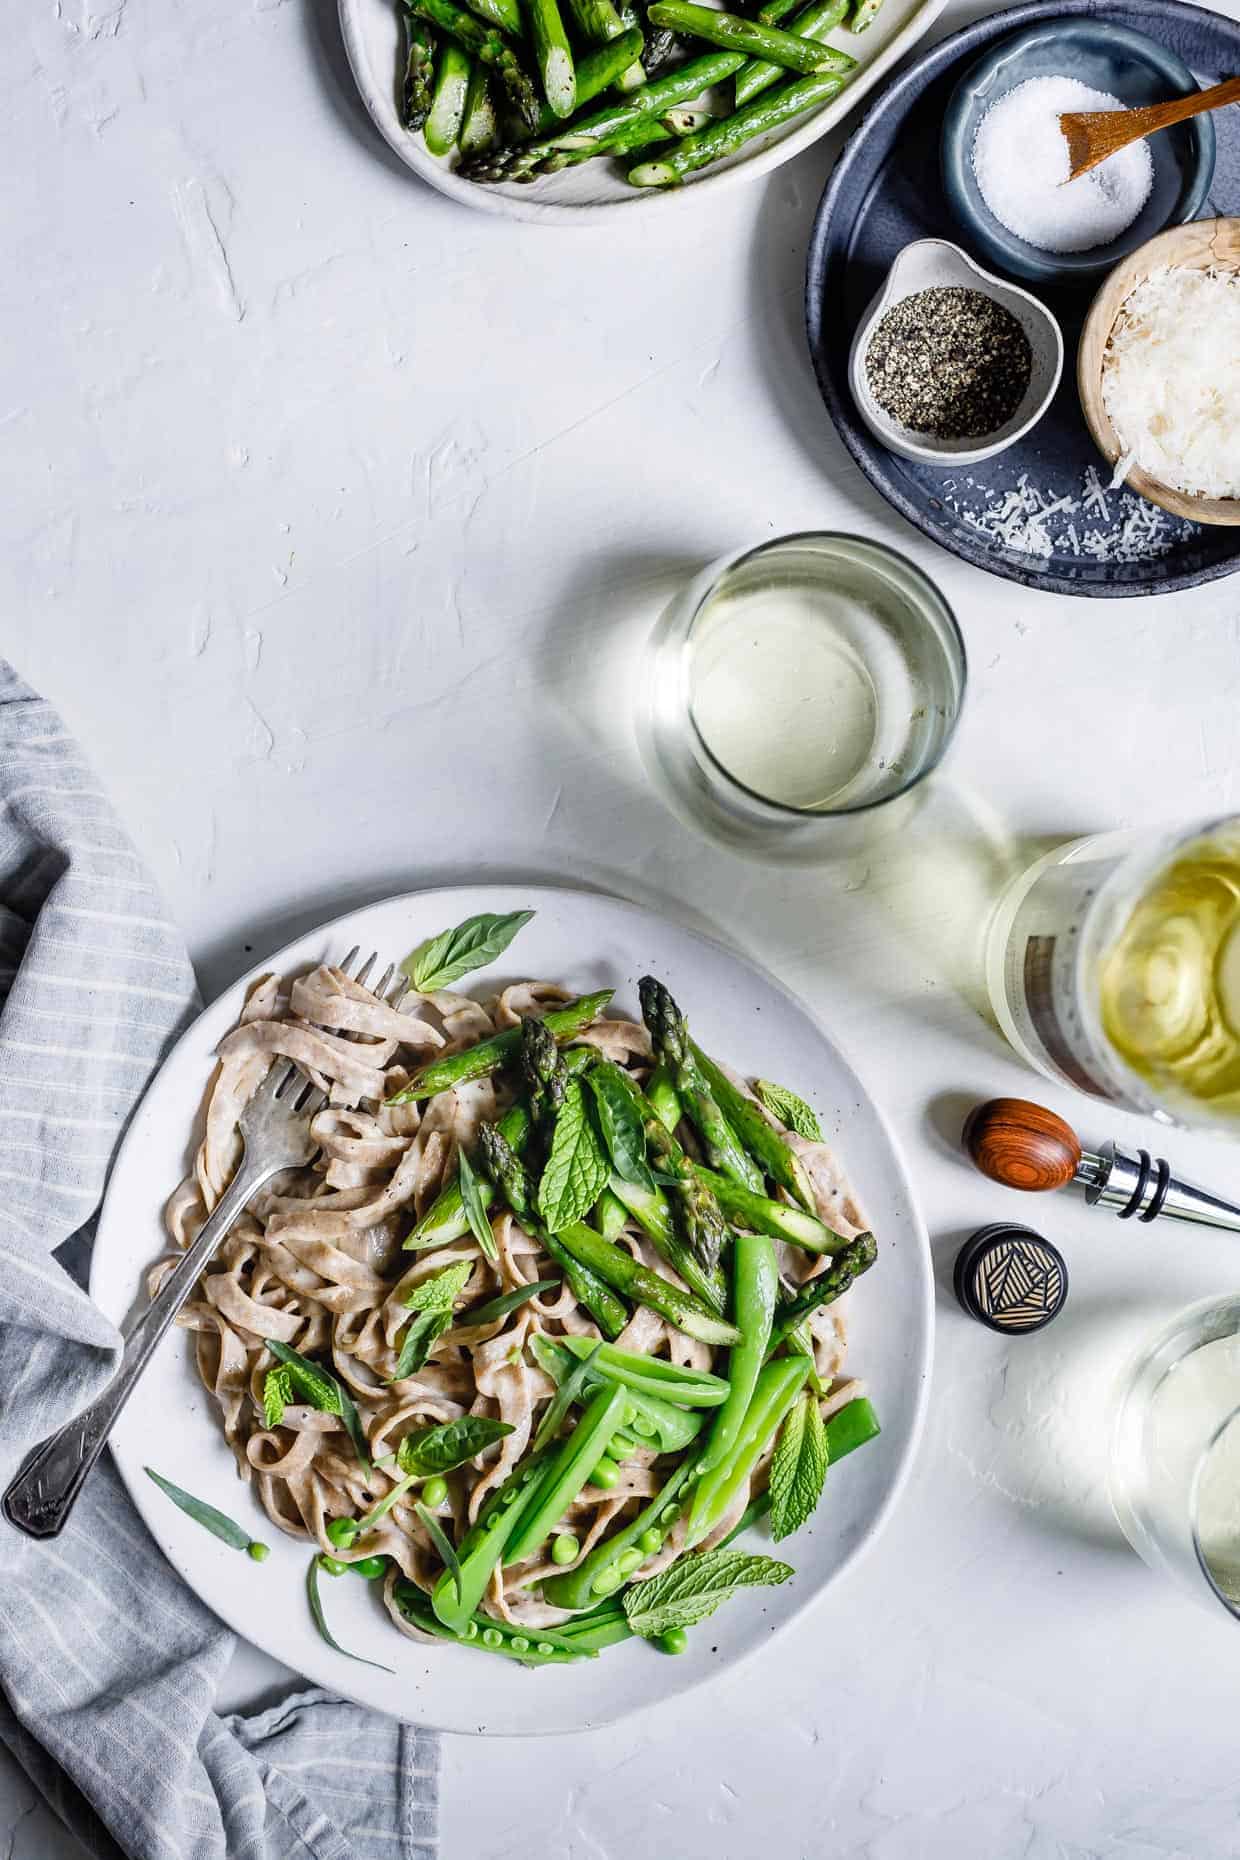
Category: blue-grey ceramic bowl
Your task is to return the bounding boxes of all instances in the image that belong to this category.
[941,19,1216,288]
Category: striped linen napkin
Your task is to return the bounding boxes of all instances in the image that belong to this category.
[0,661,439,1860]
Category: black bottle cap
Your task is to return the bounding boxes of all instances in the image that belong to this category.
[953,1223,1068,1334]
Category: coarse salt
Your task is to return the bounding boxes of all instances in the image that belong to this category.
[971,75,1154,254]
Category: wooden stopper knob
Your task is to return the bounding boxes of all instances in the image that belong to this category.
[962,1097,1082,1193]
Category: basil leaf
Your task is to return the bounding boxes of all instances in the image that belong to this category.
[621,1547,793,1639]
[587,1067,656,1194]
[768,1390,829,1542]
[532,1339,600,1454]
[393,1261,473,1379]
[263,1366,292,1430]
[402,909,535,993]
[754,1078,823,1143]
[307,1556,395,1673]
[417,1501,463,1601]
[145,1467,256,1552]
[463,1279,561,1329]
[537,1079,609,1233]
[397,1414,514,1477]
[457,1147,498,1261]
[266,1341,371,1476]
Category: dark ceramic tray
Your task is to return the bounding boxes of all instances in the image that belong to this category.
[805,0,1240,596]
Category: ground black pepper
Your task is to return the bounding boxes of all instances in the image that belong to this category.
[864,286,1032,440]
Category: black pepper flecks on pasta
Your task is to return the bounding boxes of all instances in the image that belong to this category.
[864,286,1032,441]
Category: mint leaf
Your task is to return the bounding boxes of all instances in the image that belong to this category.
[402,909,535,993]
[394,1261,472,1378]
[587,1067,656,1194]
[397,1414,513,1477]
[537,1078,609,1233]
[266,1341,371,1475]
[457,1146,498,1261]
[769,1390,829,1542]
[145,1467,256,1552]
[307,1556,394,1673]
[754,1079,823,1143]
[621,1547,794,1639]
[263,1366,293,1430]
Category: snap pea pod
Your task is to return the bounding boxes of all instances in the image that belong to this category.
[551,1220,740,1347]
[388,991,613,1103]
[765,1233,877,1354]
[431,1446,553,1630]
[696,1164,842,1254]
[551,1599,634,1649]
[542,1454,697,1609]
[403,1048,594,1249]
[395,1582,591,1663]
[690,1045,817,1212]
[541,1229,629,1340]
[503,1383,628,1565]
[697,1230,778,1474]
[685,1355,810,1548]
[733,0,851,107]
[720,1396,882,1547]
[557,1335,729,1406]
[529,1333,706,1454]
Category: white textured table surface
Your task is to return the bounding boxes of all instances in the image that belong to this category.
[7,0,1240,1853]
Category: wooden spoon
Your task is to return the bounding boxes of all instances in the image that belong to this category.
[1059,75,1240,181]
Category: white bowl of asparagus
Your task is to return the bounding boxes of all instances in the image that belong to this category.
[339,0,946,217]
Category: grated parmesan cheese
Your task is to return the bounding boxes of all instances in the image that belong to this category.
[940,466,1198,564]
[1101,266,1240,500]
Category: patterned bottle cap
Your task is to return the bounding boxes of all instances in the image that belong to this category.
[953,1223,1068,1334]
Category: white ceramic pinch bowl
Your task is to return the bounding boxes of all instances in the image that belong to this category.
[847,237,1063,467]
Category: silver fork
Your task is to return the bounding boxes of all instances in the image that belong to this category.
[1,947,401,1541]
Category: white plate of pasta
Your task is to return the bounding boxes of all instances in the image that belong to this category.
[92,884,932,1734]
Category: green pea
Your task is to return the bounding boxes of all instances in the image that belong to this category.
[606,1433,630,1461]
[318,1554,350,1577]
[350,1555,388,1580]
[536,1641,555,1656]
[622,1403,637,1425]
[632,1413,656,1438]
[465,1620,479,1640]
[500,1488,520,1507]
[656,1626,688,1655]
[247,1540,270,1563]
[659,1503,681,1525]
[510,1635,530,1652]
[421,1476,448,1508]
[591,1564,625,1597]
[617,1548,643,1576]
[326,1517,360,1548]
[551,1533,580,1566]
[589,1457,620,1491]
[637,1527,662,1556]
[482,1627,502,1648]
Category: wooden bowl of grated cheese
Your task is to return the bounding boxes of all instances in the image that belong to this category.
[1078,217,1240,528]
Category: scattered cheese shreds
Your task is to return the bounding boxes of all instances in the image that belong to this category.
[940,467,1198,565]
[1101,266,1240,501]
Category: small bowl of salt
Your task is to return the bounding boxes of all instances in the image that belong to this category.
[941,19,1216,289]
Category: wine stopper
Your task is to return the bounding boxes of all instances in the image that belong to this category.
[963,1097,1240,1234]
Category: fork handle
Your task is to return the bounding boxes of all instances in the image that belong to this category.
[3,1154,273,1540]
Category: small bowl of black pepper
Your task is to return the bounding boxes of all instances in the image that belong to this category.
[847,237,1063,467]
